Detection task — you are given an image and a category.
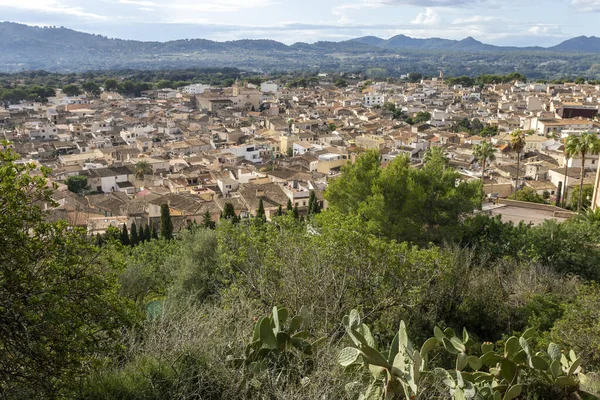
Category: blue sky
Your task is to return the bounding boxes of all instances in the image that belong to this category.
[1,0,599,46]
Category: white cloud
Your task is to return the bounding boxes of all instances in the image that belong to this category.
[0,0,108,19]
[411,8,442,25]
[118,0,275,12]
[570,0,600,12]
[528,24,562,35]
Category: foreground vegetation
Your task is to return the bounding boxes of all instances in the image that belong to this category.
[2,148,600,399]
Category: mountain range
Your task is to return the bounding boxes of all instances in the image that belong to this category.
[1,21,600,75]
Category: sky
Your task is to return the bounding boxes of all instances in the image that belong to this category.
[1,0,599,46]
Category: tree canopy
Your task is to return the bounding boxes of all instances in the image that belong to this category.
[325,150,482,244]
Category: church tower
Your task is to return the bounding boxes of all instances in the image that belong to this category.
[232,78,240,96]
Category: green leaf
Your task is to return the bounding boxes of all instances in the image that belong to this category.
[393,351,406,372]
[468,356,483,371]
[578,390,600,400]
[420,337,439,359]
[290,337,312,355]
[399,320,408,349]
[556,376,578,387]
[272,306,281,331]
[481,352,504,366]
[361,344,390,368]
[550,359,561,378]
[500,359,517,383]
[569,350,577,363]
[568,357,582,377]
[288,315,303,334]
[358,323,376,349]
[450,336,466,353]
[522,327,536,340]
[482,342,495,354]
[338,347,362,367]
[252,317,264,341]
[512,349,528,365]
[349,309,361,329]
[456,352,469,371]
[503,384,522,400]
[388,332,400,364]
[368,364,385,379]
[434,368,456,388]
[276,331,288,350]
[259,317,278,349]
[462,327,470,344]
[455,387,467,400]
[519,337,530,355]
[412,349,421,384]
[504,337,519,358]
[434,326,446,342]
[444,327,456,337]
[442,337,459,354]
[548,343,561,361]
[530,355,549,371]
[291,331,309,339]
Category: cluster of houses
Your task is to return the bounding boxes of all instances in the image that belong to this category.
[3,75,600,235]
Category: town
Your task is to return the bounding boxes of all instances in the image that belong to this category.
[2,73,599,234]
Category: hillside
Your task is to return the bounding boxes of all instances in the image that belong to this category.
[2,21,600,78]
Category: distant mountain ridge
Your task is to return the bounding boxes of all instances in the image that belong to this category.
[1,21,600,73]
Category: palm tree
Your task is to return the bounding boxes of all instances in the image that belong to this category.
[562,143,574,209]
[565,132,600,211]
[473,141,497,182]
[134,161,152,195]
[510,130,527,194]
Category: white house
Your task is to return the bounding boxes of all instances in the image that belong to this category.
[87,166,134,194]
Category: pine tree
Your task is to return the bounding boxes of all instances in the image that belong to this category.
[120,224,130,246]
[292,204,299,219]
[286,199,293,212]
[256,198,266,221]
[130,222,139,246]
[160,204,173,240]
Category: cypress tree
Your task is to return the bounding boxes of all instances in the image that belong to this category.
[202,210,215,229]
[160,204,173,240]
[143,224,151,242]
[95,233,104,247]
[286,199,293,212]
[120,224,130,246]
[256,198,265,221]
[130,222,139,246]
[277,205,283,216]
[292,204,299,219]
[223,202,237,223]
[308,191,321,215]
[151,224,159,240]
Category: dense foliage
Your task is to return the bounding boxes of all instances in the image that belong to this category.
[2,149,600,398]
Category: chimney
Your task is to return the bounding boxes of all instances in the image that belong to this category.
[256,189,265,197]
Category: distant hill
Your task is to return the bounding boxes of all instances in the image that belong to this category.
[549,36,600,52]
[2,21,600,77]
